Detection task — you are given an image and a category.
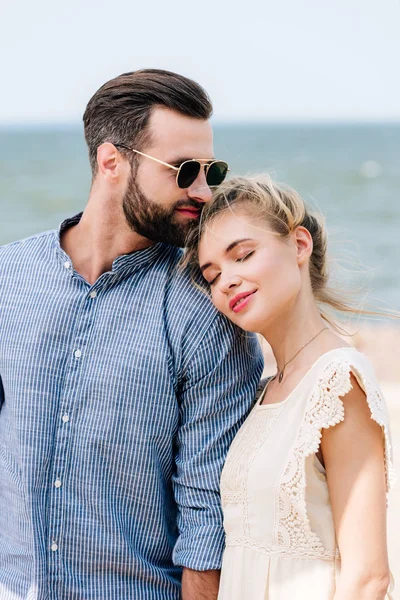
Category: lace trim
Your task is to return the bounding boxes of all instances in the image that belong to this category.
[225,536,338,561]
[275,358,396,559]
[223,492,246,504]
[221,408,281,536]
[221,409,281,499]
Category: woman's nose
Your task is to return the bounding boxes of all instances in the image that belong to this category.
[220,273,242,293]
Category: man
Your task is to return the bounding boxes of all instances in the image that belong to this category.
[0,69,263,599]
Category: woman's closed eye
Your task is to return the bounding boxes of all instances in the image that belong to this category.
[208,273,221,286]
[206,253,255,286]
[236,251,255,263]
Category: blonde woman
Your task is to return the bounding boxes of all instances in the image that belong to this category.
[185,176,395,599]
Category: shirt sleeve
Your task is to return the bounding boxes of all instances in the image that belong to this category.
[172,314,264,571]
[0,376,4,412]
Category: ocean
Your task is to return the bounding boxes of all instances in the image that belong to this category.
[1,123,399,310]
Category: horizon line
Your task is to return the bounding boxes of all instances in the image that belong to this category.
[1,118,400,130]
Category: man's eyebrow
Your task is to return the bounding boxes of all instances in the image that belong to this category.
[168,156,215,165]
[200,239,254,273]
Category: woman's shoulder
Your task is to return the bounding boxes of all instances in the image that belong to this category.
[310,346,378,388]
[300,345,396,494]
[305,345,386,426]
[314,344,372,365]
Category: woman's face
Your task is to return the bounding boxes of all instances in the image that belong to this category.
[198,209,310,333]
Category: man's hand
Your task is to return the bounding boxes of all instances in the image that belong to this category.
[182,568,220,600]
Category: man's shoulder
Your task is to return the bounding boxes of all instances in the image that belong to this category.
[0,229,56,262]
[0,230,56,283]
[166,255,217,320]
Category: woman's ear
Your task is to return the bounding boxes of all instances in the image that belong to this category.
[294,226,313,265]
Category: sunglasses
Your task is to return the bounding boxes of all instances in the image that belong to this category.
[114,143,229,189]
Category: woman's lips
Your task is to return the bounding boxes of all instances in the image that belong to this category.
[230,291,257,313]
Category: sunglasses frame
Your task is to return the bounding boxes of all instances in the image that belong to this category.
[113,143,229,189]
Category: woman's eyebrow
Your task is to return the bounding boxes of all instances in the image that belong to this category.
[200,261,212,274]
[225,238,253,253]
[200,238,254,273]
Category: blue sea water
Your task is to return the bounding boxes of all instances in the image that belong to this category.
[0,123,399,309]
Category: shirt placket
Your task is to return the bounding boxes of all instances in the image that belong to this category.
[47,272,106,599]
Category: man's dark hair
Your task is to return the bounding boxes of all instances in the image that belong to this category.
[83,69,213,174]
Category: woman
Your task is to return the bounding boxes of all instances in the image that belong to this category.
[185,176,396,599]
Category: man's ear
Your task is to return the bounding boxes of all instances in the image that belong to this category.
[96,143,127,182]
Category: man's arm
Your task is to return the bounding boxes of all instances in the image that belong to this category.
[0,248,4,413]
[172,314,263,598]
[0,376,4,412]
[182,568,220,600]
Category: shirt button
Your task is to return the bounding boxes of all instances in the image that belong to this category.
[51,542,58,552]
[64,261,71,269]
[62,414,70,423]
[54,479,62,488]
[74,349,82,358]
[89,290,97,299]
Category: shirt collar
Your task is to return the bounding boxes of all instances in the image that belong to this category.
[54,213,168,275]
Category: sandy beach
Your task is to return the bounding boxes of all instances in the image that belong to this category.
[261,324,400,580]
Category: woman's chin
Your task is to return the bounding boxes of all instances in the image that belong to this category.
[228,314,263,334]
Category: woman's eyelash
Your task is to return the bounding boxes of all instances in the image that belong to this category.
[206,251,255,286]
[236,251,254,262]
[209,274,220,286]
[207,250,255,285]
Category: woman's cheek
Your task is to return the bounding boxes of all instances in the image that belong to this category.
[211,290,226,315]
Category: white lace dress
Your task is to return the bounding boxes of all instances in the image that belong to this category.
[218,347,396,600]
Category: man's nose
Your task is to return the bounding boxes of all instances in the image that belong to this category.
[186,168,212,204]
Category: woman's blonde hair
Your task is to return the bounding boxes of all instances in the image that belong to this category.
[184,174,379,329]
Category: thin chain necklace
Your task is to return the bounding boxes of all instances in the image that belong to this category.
[276,326,329,383]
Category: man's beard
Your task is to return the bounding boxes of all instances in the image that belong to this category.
[122,171,202,248]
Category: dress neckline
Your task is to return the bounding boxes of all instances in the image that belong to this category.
[257,346,358,410]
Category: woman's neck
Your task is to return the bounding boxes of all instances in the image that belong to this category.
[260,296,347,379]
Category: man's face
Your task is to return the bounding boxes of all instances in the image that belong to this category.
[122,107,215,247]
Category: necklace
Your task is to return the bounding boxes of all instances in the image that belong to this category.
[276,326,329,383]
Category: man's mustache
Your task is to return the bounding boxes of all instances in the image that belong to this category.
[174,199,205,211]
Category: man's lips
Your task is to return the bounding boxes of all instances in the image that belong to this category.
[175,207,201,219]
[229,290,257,313]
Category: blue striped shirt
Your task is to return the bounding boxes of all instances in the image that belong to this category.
[0,214,263,600]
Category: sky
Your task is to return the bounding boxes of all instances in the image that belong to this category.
[1,0,400,124]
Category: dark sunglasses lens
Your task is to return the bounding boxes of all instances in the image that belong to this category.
[206,161,229,187]
[177,161,201,188]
